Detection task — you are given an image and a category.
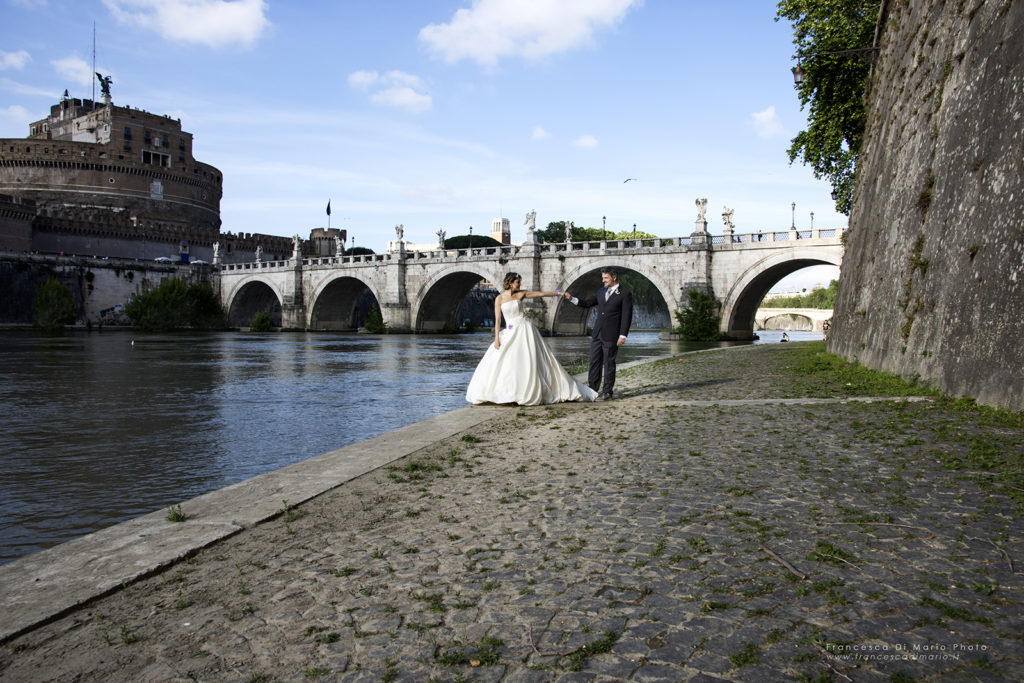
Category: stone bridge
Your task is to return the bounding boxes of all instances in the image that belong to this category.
[754,307,834,333]
[215,223,845,340]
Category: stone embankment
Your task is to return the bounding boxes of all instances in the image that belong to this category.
[1,342,1022,681]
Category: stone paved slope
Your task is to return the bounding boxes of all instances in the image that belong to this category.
[1,343,1021,682]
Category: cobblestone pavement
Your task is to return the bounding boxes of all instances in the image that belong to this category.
[2,343,1022,682]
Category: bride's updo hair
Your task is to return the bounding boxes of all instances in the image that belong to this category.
[502,272,521,291]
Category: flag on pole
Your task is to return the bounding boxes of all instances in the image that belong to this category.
[326,200,331,216]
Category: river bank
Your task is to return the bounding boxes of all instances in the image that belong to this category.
[1,342,1021,681]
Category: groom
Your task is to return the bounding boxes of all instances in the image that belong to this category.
[563,267,633,400]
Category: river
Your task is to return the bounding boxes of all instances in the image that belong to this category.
[0,328,821,565]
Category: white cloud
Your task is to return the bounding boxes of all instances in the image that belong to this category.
[751,105,783,138]
[51,56,95,86]
[1,104,33,132]
[347,70,379,90]
[531,125,550,140]
[573,134,598,148]
[349,70,432,113]
[371,87,432,114]
[0,50,31,70]
[0,77,58,98]
[102,0,270,49]
[419,0,642,66]
[384,70,427,91]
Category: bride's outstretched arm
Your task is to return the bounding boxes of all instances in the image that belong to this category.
[522,290,562,299]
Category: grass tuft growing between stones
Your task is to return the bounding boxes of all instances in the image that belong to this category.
[787,342,939,397]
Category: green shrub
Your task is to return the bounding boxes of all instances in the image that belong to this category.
[363,306,388,333]
[249,311,273,332]
[125,278,226,331]
[33,278,77,331]
[674,289,721,341]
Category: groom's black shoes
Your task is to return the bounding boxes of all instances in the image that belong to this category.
[597,392,613,401]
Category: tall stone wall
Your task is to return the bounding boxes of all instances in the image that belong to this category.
[829,0,1024,411]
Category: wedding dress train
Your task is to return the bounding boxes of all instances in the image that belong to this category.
[466,299,598,406]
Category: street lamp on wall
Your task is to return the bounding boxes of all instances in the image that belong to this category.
[468,225,472,251]
[791,46,880,84]
[602,215,606,240]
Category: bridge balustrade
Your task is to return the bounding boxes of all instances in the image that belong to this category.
[217,227,843,271]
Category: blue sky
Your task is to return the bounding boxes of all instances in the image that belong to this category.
[1,0,842,291]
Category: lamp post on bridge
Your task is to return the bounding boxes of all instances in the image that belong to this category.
[810,212,814,230]
[602,215,606,241]
[468,225,472,252]
[791,202,796,229]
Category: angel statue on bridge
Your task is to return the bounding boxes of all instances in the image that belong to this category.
[524,210,536,231]
[695,197,708,222]
[722,206,735,231]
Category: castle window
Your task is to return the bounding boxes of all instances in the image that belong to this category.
[178,138,185,150]
[144,131,151,143]
[124,127,132,139]
[142,150,171,168]
[123,141,131,151]
[162,135,169,147]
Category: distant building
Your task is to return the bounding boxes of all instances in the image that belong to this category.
[491,217,510,245]
[0,89,296,263]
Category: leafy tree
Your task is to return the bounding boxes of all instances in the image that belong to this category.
[33,278,76,331]
[536,221,659,243]
[612,228,659,240]
[444,234,503,249]
[674,289,722,341]
[536,221,610,243]
[776,0,881,214]
[249,311,273,332]
[343,246,376,256]
[125,278,226,331]
[761,280,839,309]
[363,305,388,333]
[618,271,665,312]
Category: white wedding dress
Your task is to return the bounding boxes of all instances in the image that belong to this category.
[466,299,598,406]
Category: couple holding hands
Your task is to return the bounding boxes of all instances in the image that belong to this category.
[466,267,633,406]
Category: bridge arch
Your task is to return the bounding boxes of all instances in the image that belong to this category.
[413,263,503,332]
[224,276,284,328]
[760,312,813,331]
[719,247,840,339]
[552,258,677,336]
[308,274,384,331]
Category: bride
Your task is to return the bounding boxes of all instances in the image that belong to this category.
[466,273,598,406]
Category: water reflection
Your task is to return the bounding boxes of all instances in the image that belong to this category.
[0,328,818,564]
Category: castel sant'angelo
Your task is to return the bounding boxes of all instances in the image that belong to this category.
[0,78,320,263]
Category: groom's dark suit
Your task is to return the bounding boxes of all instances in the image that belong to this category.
[574,285,633,396]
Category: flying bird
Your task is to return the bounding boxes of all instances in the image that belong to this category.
[623,178,637,183]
